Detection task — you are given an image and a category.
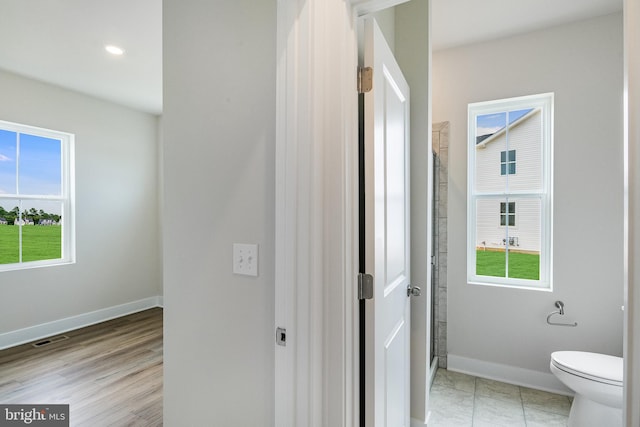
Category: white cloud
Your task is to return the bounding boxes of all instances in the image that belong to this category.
[0,154,11,162]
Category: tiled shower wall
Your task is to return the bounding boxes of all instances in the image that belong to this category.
[433,121,449,368]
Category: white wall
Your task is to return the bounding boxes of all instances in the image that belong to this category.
[162,0,275,425]
[433,13,624,383]
[0,70,161,334]
[625,0,640,423]
[372,8,395,53]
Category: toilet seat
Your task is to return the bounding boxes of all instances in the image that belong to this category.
[551,351,623,387]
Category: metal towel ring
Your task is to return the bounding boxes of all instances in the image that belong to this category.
[546,301,578,327]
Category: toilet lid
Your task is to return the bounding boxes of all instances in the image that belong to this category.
[551,351,623,386]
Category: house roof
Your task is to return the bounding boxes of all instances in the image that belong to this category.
[476,108,541,148]
[476,134,493,145]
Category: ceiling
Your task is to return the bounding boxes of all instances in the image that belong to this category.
[0,0,162,115]
[0,0,623,116]
[431,0,623,51]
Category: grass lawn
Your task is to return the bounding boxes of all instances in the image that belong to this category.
[476,250,539,280]
[0,225,61,264]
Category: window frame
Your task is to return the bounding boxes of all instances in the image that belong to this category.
[500,149,516,175]
[467,93,553,290]
[500,201,516,227]
[0,119,75,272]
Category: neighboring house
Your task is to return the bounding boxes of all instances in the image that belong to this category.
[38,219,58,226]
[0,217,7,225]
[475,108,541,254]
[14,218,35,226]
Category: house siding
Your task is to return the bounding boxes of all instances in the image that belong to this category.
[474,110,542,252]
[475,198,541,252]
[475,109,542,193]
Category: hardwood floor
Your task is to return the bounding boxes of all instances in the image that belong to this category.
[0,308,163,426]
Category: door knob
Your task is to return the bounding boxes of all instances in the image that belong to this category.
[407,285,421,297]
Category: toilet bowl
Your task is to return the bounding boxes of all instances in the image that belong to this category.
[550,351,623,427]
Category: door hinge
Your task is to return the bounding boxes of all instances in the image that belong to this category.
[358,273,374,300]
[358,67,373,94]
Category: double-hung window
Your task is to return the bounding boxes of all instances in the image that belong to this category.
[468,93,553,289]
[0,120,75,271]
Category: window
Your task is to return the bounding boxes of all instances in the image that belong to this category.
[500,150,516,175]
[500,202,515,226]
[0,120,75,271]
[468,93,553,289]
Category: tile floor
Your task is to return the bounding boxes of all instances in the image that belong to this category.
[429,369,572,427]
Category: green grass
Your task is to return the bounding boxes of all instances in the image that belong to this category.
[0,225,61,264]
[0,226,19,264]
[476,250,539,280]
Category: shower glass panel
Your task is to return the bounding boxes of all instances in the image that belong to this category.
[430,151,436,364]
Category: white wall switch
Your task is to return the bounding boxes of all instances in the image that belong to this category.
[233,243,258,276]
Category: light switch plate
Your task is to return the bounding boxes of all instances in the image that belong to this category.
[233,243,258,276]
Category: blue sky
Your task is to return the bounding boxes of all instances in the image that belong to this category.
[0,129,62,197]
[476,108,533,136]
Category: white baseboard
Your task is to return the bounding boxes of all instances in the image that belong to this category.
[447,354,573,396]
[0,296,163,350]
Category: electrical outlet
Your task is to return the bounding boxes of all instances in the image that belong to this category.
[233,243,258,276]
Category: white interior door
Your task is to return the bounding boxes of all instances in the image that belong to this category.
[363,17,412,427]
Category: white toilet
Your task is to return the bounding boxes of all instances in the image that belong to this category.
[550,351,623,427]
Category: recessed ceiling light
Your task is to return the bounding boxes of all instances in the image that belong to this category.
[105,45,125,56]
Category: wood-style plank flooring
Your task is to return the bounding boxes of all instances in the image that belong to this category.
[0,308,163,426]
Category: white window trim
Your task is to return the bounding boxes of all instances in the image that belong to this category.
[0,120,75,272]
[467,93,554,290]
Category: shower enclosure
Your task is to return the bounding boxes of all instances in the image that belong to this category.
[431,121,449,371]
